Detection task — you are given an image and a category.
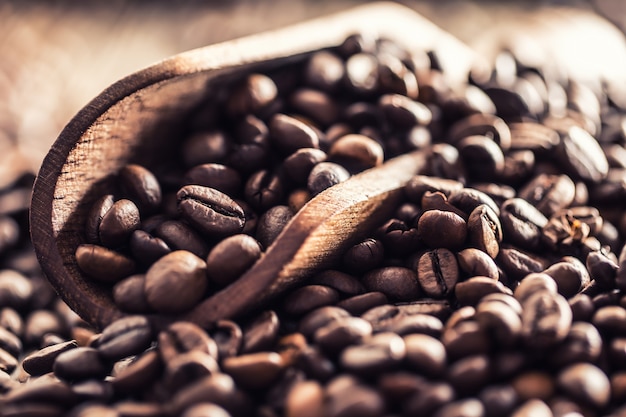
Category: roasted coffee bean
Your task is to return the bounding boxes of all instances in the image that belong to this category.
[313,317,372,355]
[289,88,339,127]
[227,73,277,116]
[23,310,67,347]
[181,403,232,417]
[421,191,468,219]
[500,198,548,251]
[405,175,464,202]
[53,347,109,381]
[448,113,511,150]
[183,164,242,197]
[513,273,558,302]
[305,50,345,92]
[328,134,384,173]
[404,333,446,377]
[467,204,502,258]
[521,289,572,348]
[129,230,171,266]
[206,234,262,287]
[284,380,324,417]
[556,125,609,183]
[154,220,210,259]
[240,310,280,354]
[75,244,135,284]
[497,246,546,281]
[432,399,485,417]
[98,199,141,248]
[455,276,510,306]
[457,248,499,280]
[283,285,340,316]
[310,270,365,296]
[222,352,284,390]
[119,164,162,216]
[549,321,603,368]
[587,251,618,289]
[448,187,500,217]
[307,162,350,196]
[510,399,552,417]
[517,173,576,217]
[210,320,242,360]
[96,315,152,361]
[336,292,388,316]
[0,323,21,359]
[244,169,285,212]
[557,363,610,409]
[282,148,327,185]
[269,113,319,155]
[0,347,17,374]
[325,381,385,417]
[85,194,114,244]
[402,382,455,416]
[417,249,459,298]
[256,205,293,248]
[457,135,505,180]
[362,267,421,302]
[159,321,218,363]
[377,218,420,256]
[144,250,208,314]
[417,210,467,249]
[112,274,152,314]
[345,52,380,95]
[475,297,522,346]
[298,306,350,340]
[112,349,163,394]
[22,340,77,376]
[178,185,245,237]
[509,121,560,153]
[592,305,626,336]
[426,143,467,183]
[543,260,590,297]
[379,93,432,129]
[339,332,406,375]
[181,130,231,168]
[163,350,220,390]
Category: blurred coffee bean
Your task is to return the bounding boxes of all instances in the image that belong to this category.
[206,234,262,287]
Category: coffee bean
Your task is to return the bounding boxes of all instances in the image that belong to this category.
[269,113,319,155]
[377,218,420,256]
[240,310,280,354]
[404,333,446,377]
[163,350,220,390]
[96,315,153,361]
[517,173,576,217]
[521,289,572,349]
[183,164,242,197]
[85,194,114,244]
[282,148,327,185]
[458,135,505,180]
[448,113,511,150]
[513,273,558,302]
[432,399,485,417]
[325,382,385,417]
[426,143,467,183]
[284,380,324,417]
[336,292,388,316]
[119,164,162,216]
[227,73,277,116]
[421,191,467,219]
[454,276,510,306]
[22,340,77,377]
[209,320,242,360]
[467,204,502,258]
[497,247,546,281]
[457,248,499,280]
[510,399,552,417]
[244,169,285,212]
[181,130,231,168]
[417,210,467,249]
[557,363,610,409]
[53,347,109,382]
[592,305,626,336]
[313,317,372,355]
[345,52,380,95]
[475,298,522,346]
[405,175,464,202]
[222,352,284,390]
[379,93,432,129]
[181,403,232,417]
[256,205,293,249]
[154,220,210,259]
[112,274,152,314]
[556,125,609,183]
[177,185,245,237]
[158,321,218,364]
[339,332,406,375]
[587,251,618,289]
[144,250,208,314]
[543,260,590,297]
[417,249,459,298]
[362,267,421,302]
[75,244,135,284]
[112,349,163,394]
[305,50,345,92]
[310,270,365,296]
[289,88,339,127]
[206,234,262,287]
[129,230,171,266]
[307,162,350,196]
[509,121,560,153]
[328,134,384,173]
[500,198,548,251]
[449,187,500,217]
[98,199,141,248]
[402,382,455,416]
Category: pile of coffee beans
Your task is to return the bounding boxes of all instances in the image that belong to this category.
[3,33,626,416]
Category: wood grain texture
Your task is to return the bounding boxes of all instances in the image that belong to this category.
[30,2,478,330]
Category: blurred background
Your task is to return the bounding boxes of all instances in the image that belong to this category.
[1,0,626,186]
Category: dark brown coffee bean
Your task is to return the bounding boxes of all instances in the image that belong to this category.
[75,244,135,284]
[96,315,152,361]
[154,220,210,259]
[362,267,421,302]
[517,174,576,217]
[342,239,384,274]
[509,122,560,153]
[402,382,455,416]
[305,50,345,92]
[240,310,279,354]
[169,373,251,417]
[404,333,446,377]
[283,285,341,316]
[222,352,284,390]
[1,378,76,406]
[377,218,420,257]
[311,270,365,296]
[455,276,510,306]
[112,349,163,394]
[449,187,500,217]
[339,332,405,375]
[244,169,285,212]
[298,307,350,340]
[417,249,459,298]
[269,113,319,155]
[129,230,171,266]
[361,304,443,336]
[378,371,428,405]
[313,317,372,355]
[458,135,505,180]
[521,289,572,349]
[447,354,491,394]
[289,88,339,127]
[513,273,558,302]
[177,185,245,237]
[114,401,168,417]
[0,325,21,359]
[378,51,419,98]
[471,183,516,206]
[0,347,17,374]
[144,250,208,314]
[307,162,350,196]
[23,310,67,347]
[475,298,522,346]
[256,205,293,249]
[587,251,618,289]
[479,384,518,417]
[112,274,152,314]
[543,260,590,298]
[227,73,277,116]
[421,191,468,220]
[497,247,547,281]
[405,175,464,202]
[442,320,490,360]
[206,234,262,287]
[208,320,242,360]
[550,321,602,368]
[1,402,68,417]
[345,52,379,95]
[164,350,220,391]
[500,198,548,251]
[282,148,327,185]
[426,143,467,183]
[557,363,610,409]
[183,164,242,197]
[325,382,385,417]
[284,380,324,417]
[53,347,109,381]
[99,199,140,248]
[22,340,78,377]
[556,125,609,183]
[158,321,218,365]
[337,292,388,316]
[181,130,230,168]
[592,305,626,336]
[119,164,162,216]
[467,204,502,259]
[417,210,467,249]
[328,134,384,173]
[457,248,499,280]
[85,194,114,244]
[379,93,432,129]
[448,113,511,150]
[432,399,485,417]
[181,403,232,417]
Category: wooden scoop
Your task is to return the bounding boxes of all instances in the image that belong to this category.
[30,2,477,330]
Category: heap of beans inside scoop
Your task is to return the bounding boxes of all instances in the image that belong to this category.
[3,33,626,416]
